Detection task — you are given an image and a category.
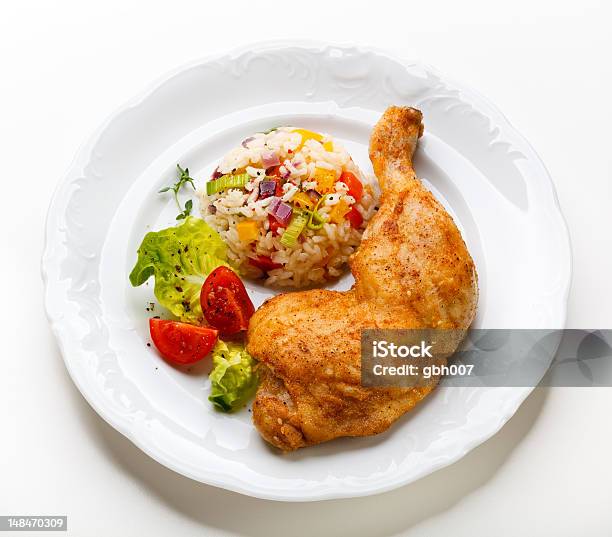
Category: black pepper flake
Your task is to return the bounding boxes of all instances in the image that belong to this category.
[175,286,183,292]
[147,343,151,347]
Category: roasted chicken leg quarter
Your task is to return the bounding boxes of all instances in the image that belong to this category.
[247,106,478,451]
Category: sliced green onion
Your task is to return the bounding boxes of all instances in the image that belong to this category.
[206,173,249,195]
[307,194,329,230]
[308,211,326,230]
[280,210,310,248]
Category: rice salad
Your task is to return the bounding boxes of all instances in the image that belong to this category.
[199,127,378,287]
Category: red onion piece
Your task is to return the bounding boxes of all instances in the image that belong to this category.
[273,202,293,226]
[241,136,255,148]
[259,181,277,199]
[267,196,281,215]
[262,150,280,169]
[211,167,223,179]
[267,197,293,225]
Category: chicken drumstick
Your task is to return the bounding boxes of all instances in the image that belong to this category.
[247,106,478,451]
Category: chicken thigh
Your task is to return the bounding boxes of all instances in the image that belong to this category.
[247,106,478,451]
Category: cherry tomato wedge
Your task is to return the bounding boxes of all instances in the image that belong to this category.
[267,214,285,235]
[248,255,282,272]
[149,318,218,365]
[346,206,363,229]
[200,266,255,335]
[339,171,363,202]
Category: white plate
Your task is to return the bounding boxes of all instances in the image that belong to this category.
[42,42,571,501]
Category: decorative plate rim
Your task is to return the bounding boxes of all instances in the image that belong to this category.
[41,40,572,501]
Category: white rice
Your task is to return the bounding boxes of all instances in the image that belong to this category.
[199,127,379,288]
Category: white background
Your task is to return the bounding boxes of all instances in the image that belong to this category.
[1,1,611,535]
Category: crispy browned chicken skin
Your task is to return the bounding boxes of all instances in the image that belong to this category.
[247,107,478,451]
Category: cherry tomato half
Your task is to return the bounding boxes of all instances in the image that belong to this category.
[200,266,255,335]
[346,206,363,229]
[339,171,363,202]
[248,255,282,272]
[149,318,218,365]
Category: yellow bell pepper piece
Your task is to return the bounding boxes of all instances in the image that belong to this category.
[236,220,259,243]
[314,167,337,194]
[292,129,334,152]
[291,192,314,211]
[293,128,323,148]
[329,199,350,224]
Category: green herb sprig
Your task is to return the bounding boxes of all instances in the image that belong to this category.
[159,164,196,220]
[175,199,193,221]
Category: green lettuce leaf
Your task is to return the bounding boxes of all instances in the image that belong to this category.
[209,340,259,412]
[129,216,230,324]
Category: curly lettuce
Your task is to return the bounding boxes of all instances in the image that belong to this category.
[209,340,259,412]
[129,217,230,324]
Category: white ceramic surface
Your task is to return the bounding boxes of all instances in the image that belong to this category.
[42,42,571,501]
